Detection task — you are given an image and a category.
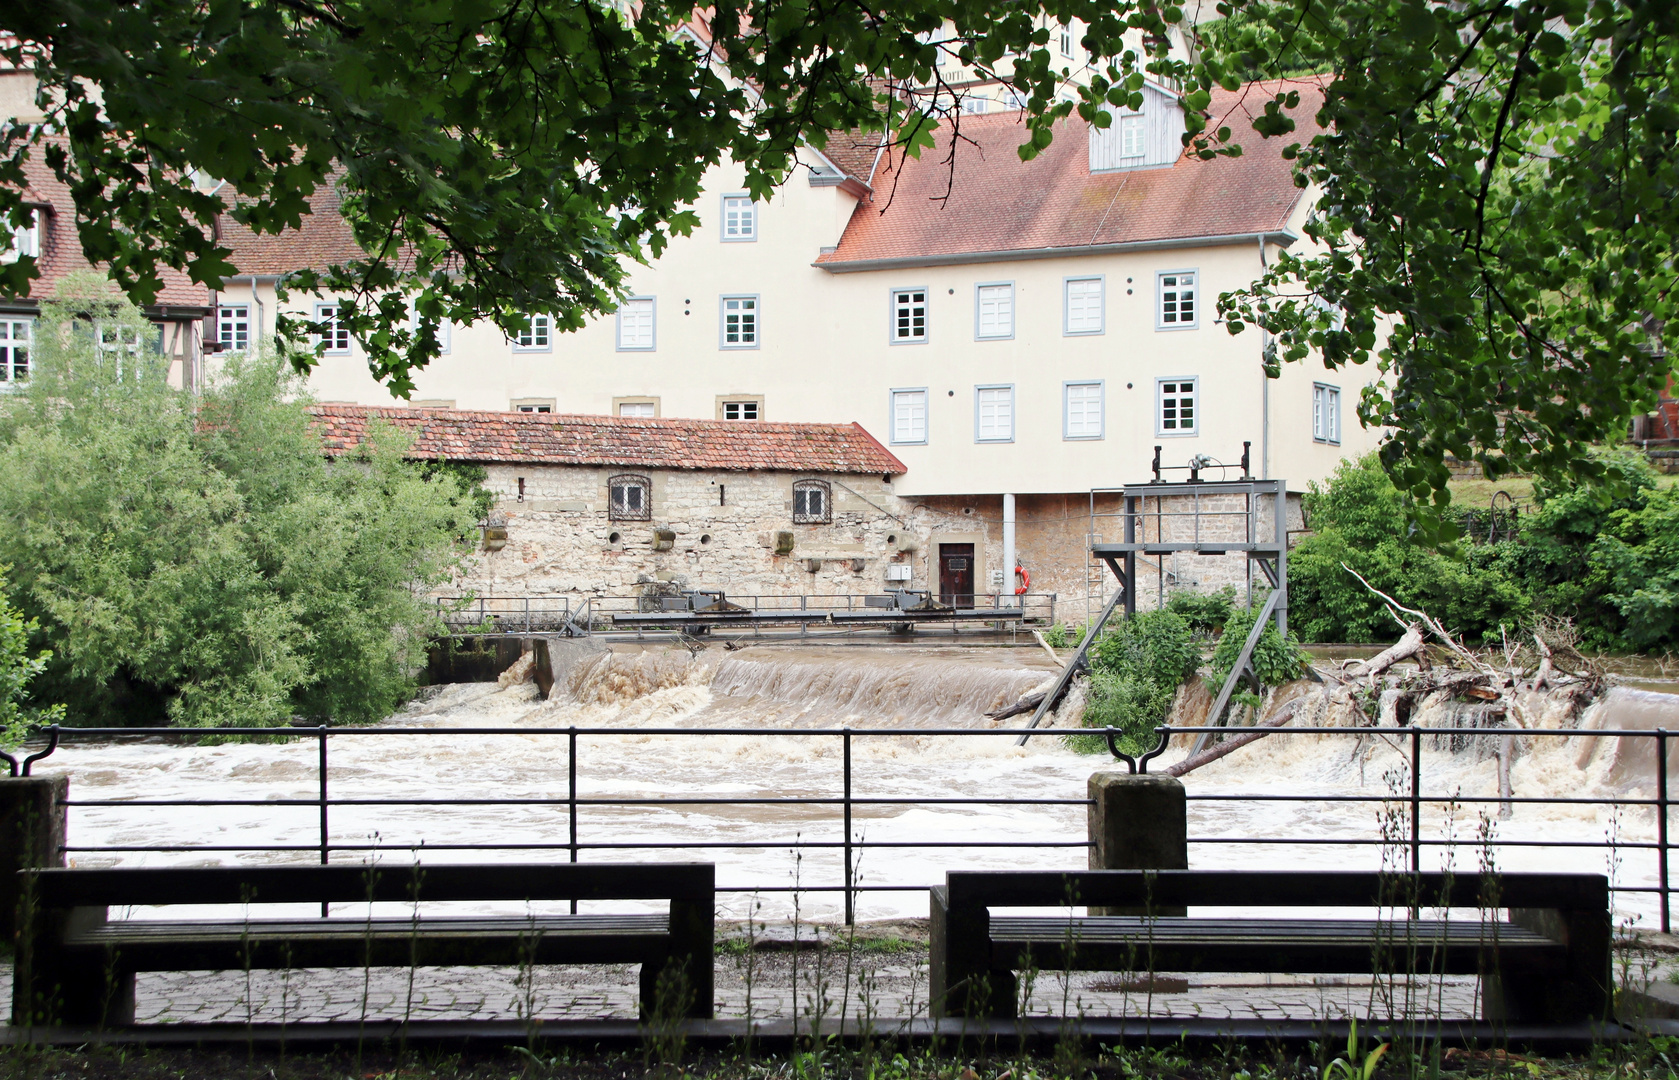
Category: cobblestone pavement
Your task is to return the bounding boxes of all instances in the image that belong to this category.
[0,948,1481,1026]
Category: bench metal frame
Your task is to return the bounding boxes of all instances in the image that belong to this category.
[929,870,1610,1024]
[15,862,714,1027]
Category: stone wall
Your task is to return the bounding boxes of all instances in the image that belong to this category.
[449,465,1302,623]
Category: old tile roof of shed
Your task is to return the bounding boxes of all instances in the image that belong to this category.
[307,404,907,474]
[816,78,1326,269]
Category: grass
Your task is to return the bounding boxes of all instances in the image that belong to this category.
[1445,473,1678,509]
[9,1038,1679,1080]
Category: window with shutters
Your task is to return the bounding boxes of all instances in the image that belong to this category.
[315,303,351,353]
[218,305,249,352]
[1064,277,1103,335]
[513,312,551,351]
[721,195,756,241]
[720,295,758,347]
[1064,381,1103,439]
[891,288,928,343]
[975,384,1014,442]
[891,388,927,445]
[608,474,652,521]
[792,479,832,524]
[1157,271,1196,329]
[975,283,1014,340]
[409,305,451,354]
[617,297,655,350]
[1156,378,1198,436]
[0,318,30,384]
[616,399,658,417]
[1313,383,1341,444]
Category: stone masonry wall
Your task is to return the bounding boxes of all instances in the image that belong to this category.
[449,465,1302,625]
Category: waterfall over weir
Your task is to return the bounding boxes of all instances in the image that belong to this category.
[31,641,1679,923]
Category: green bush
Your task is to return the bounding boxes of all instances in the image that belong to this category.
[0,288,481,727]
[1288,450,1676,652]
[1206,600,1310,717]
[1068,609,1200,755]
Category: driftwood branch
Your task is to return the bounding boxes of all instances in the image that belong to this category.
[1349,623,1425,681]
[1164,698,1305,778]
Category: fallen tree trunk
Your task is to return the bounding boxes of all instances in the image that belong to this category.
[1164,697,1305,778]
[1349,623,1425,680]
[989,664,1085,721]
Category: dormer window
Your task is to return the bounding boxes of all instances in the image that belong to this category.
[1120,114,1145,158]
[2,208,39,265]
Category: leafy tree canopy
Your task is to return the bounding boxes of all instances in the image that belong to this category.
[2,0,1675,505]
[0,281,481,727]
[1206,0,1679,525]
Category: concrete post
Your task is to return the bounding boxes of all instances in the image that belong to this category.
[1002,493,1016,608]
[0,774,67,943]
[1089,770,1187,915]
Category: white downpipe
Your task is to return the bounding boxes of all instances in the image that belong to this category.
[1002,493,1017,609]
[250,276,264,346]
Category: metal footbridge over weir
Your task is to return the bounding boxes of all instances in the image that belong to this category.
[1018,451,1292,747]
[432,589,1056,641]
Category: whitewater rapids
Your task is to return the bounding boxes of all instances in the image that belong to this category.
[32,643,1679,926]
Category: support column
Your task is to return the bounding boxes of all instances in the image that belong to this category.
[0,774,67,943]
[1089,770,1186,915]
[1002,493,1016,608]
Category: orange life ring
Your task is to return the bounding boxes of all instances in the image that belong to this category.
[1014,565,1030,595]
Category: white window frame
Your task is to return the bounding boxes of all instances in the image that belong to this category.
[1064,380,1104,440]
[616,296,656,351]
[719,295,759,349]
[314,302,351,354]
[617,399,658,418]
[792,479,832,524]
[2,208,39,266]
[408,305,451,355]
[961,95,990,115]
[974,282,1015,341]
[890,387,928,446]
[512,312,551,352]
[889,287,929,345]
[1063,276,1104,335]
[1120,113,1146,159]
[1058,24,1075,57]
[0,317,31,384]
[1313,382,1342,445]
[721,194,757,242]
[1156,270,1197,330]
[512,401,554,414]
[974,383,1015,443]
[1156,377,1199,437]
[720,399,762,421]
[218,304,250,352]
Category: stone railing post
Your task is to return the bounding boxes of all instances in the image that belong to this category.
[0,774,67,943]
[1089,770,1186,915]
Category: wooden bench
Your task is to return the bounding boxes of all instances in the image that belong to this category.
[929,870,1610,1024]
[14,862,714,1027]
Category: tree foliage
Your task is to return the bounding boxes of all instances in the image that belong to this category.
[0,0,1190,396]
[1206,0,1679,521]
[0,286,480,727]
[0,569,60,749]
[1288,452,1679,652]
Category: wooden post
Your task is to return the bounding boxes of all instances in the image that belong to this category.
[0,775,66,942]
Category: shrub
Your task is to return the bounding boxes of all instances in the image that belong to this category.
[1070,609,1199,755]
[0,288,480,727]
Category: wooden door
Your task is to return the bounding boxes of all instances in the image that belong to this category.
[938,543,975,608]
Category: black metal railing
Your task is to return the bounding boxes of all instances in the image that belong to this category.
[22,722,1676,930]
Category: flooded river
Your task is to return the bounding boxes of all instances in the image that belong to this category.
[31,642,1679,926]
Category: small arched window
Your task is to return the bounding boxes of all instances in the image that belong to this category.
[608,474,651,521]
[792,479,832,524]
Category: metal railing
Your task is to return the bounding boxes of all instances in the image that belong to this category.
[434,592,1059,636]
[24,722,1676,929]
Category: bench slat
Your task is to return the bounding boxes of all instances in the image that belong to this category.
[948,870,1607,910]
[989,916,1558,946]
[32,862,714,906]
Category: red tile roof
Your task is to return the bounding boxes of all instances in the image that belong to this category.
[307,404,907,474]
[219,172,381,276]
[816,79,1326,269]
[7,142,211,310]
